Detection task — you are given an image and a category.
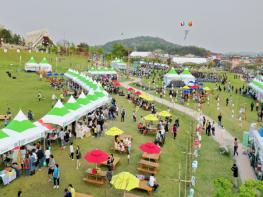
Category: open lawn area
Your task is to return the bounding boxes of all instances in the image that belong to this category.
[0,68,234,197]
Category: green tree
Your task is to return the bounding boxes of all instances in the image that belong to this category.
[77,42,89,52]
[214,177,234,197]
[111,43,128,58]
[0,29,12,43]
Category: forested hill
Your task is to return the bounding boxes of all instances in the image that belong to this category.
[102,36,210,57]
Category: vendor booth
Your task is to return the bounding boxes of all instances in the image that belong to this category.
[180,68,196,85]
[24,57,39,72]
[163,68,180,87]
[38,57,52,72]
[248,124,263,180]
[249,75,263,101]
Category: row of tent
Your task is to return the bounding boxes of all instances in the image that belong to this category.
[0,69,111,154]
[249,75,263,101]
[163,68,196,87]
[24,57,52,72]
[87,67,117,75]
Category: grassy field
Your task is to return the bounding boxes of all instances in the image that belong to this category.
[0,49,91,73]
[0,66,234,196]
[135,72,261,140]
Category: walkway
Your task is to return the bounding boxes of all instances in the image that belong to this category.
[122,80,256,182]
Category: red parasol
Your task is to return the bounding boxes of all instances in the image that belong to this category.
[134,91,142,95]
[38,119,54,130]
[84,149,109,164]
[191,85,199,90]
[127,87,134,91]
[140,142,161,154]
[114,82,121,87]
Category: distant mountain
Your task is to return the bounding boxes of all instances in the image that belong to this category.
[102,36,210,57]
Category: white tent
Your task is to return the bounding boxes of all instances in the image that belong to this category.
[42,100,77,127]
[39,57,52,72]
[24,57,40,72]
[249,76,263,101]
[0,129,20,155]
[180,68,196,85]
[172,57,208,64]
[163,68,180,87]
[2,110,47,148]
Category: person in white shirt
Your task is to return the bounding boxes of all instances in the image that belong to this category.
[59,130,65,147]
[45,147,51,166]
[148,174,159,192]
[69,143,74,160]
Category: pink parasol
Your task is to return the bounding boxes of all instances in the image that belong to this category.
[84,149,109,164]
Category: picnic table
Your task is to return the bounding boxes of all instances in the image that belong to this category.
[123,193,142,197]
[136,180,153,194]
[143,127,157,135]
[100,156,120,170]
[137,163,158,175]
[0,115,11,120]
[142,153,160,162]
[83,169,107,186]
[139,159,160,168]
[119,134,133,141]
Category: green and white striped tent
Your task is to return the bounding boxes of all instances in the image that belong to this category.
[1,110,47,153]
[42,100,77,127]
[249,76,263,101]
[0,129,20,154]
[179,68,196,85]
[24,56,40,72]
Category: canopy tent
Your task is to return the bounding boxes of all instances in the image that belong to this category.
[0,129,20,155]
[163,68,180,87]
[42,100,77,127]
[111,58,127,70]
[2,110,47,149]
[180,68,196,85]
[87,67,117,75]
[249,128,263,164]
[249,76,263,101]
[24,57,40,72]
[38,57,52,72]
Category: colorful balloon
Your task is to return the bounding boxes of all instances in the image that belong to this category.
[180,21,185,26]
[188,21,193,27]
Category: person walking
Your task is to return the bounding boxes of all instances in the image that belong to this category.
[121,109,125,122]
[172,123,177,139]
[231,163,239,188]
[45,147,51,167]
[27,110,33,121]
[132,110,136,122]
[53,164,60,189]
[211,121,215,136]
[48,155,56,182]
[234,138,238,156]
[69,142,74,160]
[218,113,223,127]
[75,145,81,169]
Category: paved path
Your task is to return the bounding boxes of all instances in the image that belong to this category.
[122,80,256,182]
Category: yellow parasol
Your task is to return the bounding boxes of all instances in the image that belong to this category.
[105,127,124,136]
[110,172,139,191]
[139,94,154,102]
[204,87,211,91]
[143,114,159,122]
[158,111,172,117]
[183,86,189,90]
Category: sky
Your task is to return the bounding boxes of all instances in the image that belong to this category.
[1,0,263,53]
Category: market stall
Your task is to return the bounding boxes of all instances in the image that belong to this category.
[24,57,39,72]
[163,68,180,87]
[180,68,196,85]
[38,57,52,72]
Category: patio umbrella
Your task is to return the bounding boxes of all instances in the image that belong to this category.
[84,149,109,167]
[183,86,189,90]
[204,87,211,91]
[140,142,161,154]
[191,85,199,90]
[143,114,159,122]
[105,127,124,136]
[134,91,141,95]
[139,94,153,102]
[111,172,139,191]
[127,87,134,92]
[158,111,172,117]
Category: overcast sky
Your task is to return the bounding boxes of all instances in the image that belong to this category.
[1,0,263,53]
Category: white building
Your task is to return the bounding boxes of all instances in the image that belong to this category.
[25,29,54,50]
[129,51,153,58]
[172,57,208,65]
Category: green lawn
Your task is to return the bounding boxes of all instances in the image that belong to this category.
[0,63,234,196]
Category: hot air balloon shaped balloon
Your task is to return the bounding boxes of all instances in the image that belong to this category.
[180,21,185,27]
[188,21,193,27]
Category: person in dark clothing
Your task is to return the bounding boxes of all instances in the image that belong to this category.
[64,188,72,197]
[202,116,206,129]
[226,98,229,106]
[231,164,238,188]
[251,102,254,112]
[233,138,238,156]
[218,113,222,127]
[121,109,125,122]
[206,122,211,136]
[36,148,45,169]
[18,190,22,197]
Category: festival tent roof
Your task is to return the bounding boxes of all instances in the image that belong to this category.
[0,129,20,155]
[180,68,195,84]
[27,57,37,64]
[2,110,47,148]
[163,68,180,87]
[42,100,77,127]
[24,57,40,72]
[39,57,52,72]
[249,77,263,100]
